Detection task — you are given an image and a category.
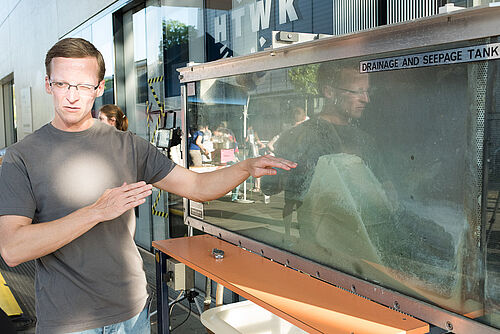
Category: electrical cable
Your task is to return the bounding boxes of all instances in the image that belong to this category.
[169,292,187,316]
[170,300,191,332]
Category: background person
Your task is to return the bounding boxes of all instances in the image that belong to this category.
[271,106,309,238]
[213,124,242,201]
[200,124,214,163]
[267,106,308,153]
[98,104,128,131]
[188,126,209,167]
[0,38,295,334]
[246,125,266,192]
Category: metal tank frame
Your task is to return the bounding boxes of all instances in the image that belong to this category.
[178,4,500,333]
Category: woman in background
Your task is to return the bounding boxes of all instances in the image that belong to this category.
[98,104,128,131]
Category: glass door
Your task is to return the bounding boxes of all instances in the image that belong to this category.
[121,4,165,250]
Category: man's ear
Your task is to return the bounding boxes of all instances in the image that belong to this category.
[45,76,52,95]
[96,80,105,97]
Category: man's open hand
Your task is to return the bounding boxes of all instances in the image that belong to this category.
[243,154,297,178]
[90,181,153,222]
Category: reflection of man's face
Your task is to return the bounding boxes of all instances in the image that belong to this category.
[335,70,370,120]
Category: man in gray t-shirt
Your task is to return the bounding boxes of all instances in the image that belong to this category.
[0,38,295,334]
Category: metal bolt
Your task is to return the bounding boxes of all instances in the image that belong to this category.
[446,321,453,331]
[393,301,400,310]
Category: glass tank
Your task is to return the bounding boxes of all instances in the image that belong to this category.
[185,37,500,330]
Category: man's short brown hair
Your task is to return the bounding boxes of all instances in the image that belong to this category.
[45,38,105,82]
[317,60,359,97]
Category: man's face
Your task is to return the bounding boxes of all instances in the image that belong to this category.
[335,71,370,120]
[45,57,104,131]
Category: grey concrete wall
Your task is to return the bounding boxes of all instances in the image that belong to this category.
[0,0,117,144]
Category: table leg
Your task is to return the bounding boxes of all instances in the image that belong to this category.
[155,249,170,334]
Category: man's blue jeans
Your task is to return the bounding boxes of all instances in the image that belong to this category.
[69,306,150,334]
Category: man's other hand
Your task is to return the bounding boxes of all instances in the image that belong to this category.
[90,181,153,222]
[243,154,297,178]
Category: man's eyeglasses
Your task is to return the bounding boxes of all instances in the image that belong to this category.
[49,80,99,96]
[334,87,369,95]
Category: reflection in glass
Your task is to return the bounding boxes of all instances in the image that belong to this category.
[68,14,114,115]
[187,41,500,329]
[162,1,204,110]
[92,14,114,111]
[133,8,149,105]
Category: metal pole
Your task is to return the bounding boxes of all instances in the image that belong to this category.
[155,249,170,334]
[239,95,254,203]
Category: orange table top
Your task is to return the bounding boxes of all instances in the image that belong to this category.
[153,235,429,334]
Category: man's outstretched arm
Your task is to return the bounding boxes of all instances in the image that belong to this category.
[154,155,296,202]
[0,181,152,267]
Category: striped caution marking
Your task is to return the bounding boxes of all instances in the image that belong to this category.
[148,76,163,84]
[0,272,22,316]
[152,189,168,218]
[150,108,165,145]
[146,76,166,143]
[147,76,168,216]
[147,76,164,109]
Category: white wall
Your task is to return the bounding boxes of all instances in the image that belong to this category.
[0,0,117,142]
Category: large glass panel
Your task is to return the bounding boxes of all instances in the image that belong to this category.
[161,1,205,238]
[92,14,115,112]
[124,7,152,249]
[66,14,114,116]
[162,0,204,110]
[186,38,500,329]
[127,7,149,139]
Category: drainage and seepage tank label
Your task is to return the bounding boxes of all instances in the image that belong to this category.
[360,42,500,73]
[189,200,204,220]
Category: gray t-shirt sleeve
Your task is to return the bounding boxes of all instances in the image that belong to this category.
[0,148,36,218]
[134,136,176,184]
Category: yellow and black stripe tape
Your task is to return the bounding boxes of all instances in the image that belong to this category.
[148,76,164,109]
[146,101,150,125]
[152,190,168,218]
[150,108,165,145]
[147,76,168,218]
[148,84,162,109]
[148,76,163,84]
[0,272,22,316]
[146,75,166,143]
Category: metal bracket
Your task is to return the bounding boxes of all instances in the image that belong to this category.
[271,31,332,49]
